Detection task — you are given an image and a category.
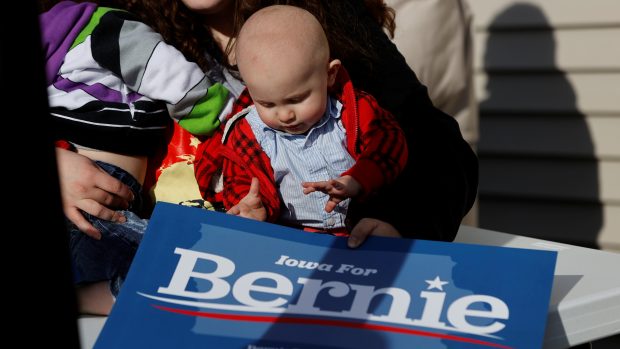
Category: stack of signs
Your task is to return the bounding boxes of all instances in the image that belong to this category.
[95,203,557,349]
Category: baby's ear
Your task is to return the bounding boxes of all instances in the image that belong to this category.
[327,59,342,87]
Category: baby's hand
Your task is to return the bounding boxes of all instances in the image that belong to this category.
[227,178,266,221]
[302,175,361,213]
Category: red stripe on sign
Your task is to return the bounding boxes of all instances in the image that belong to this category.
[152,304,513,349]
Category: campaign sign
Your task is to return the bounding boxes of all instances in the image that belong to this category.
[95,202,557,349]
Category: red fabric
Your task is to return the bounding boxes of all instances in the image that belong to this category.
[55,140,75,151]
[332,70,409,196]
[194,69,408,223]
[221,118,281,221]
[144,89,253,200]
[300,226,350,237]
[194,89,254,204]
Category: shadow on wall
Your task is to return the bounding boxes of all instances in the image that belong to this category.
[477,3,603,248]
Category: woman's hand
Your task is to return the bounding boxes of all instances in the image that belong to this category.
[348,218,402,248]
[56,148,133,239]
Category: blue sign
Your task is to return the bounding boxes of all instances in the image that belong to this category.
[95,202,557,349]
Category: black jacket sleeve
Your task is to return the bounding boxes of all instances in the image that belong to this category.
[344,6,478,242]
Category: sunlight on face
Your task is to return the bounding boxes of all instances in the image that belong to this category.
[247,62,332,135]
[180,0,232,14]
[236,6,340,135]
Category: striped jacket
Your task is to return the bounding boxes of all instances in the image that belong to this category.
[40,1,233,155]
[194,69,408,227]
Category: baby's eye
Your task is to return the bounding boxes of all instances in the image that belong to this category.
[259,102,275,108]
[286,97,304,104]
[286,92,310,104]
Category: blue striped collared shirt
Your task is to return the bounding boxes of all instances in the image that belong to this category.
[245,97,355,229]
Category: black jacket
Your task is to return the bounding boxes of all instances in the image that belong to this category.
[340,2,478,241]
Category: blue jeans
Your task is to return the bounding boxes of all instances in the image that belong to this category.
[67,161,147,296]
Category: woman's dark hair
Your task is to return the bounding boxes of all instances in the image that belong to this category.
[125,0,243,71]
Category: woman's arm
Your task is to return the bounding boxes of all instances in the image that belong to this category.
[56,148,133,239]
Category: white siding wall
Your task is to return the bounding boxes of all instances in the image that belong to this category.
[469,0,620,251]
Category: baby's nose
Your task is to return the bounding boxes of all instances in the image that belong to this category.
[278,109,295,123]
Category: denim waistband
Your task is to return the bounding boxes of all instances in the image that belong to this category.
[94,160,143,213]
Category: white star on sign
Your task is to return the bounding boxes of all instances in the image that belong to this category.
[425,276,449,291]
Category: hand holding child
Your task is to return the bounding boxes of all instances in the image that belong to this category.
[57,148,131,239]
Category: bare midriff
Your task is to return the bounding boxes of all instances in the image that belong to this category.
[77,148,147,185]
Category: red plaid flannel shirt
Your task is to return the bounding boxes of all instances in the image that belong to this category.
[194,69,408,223]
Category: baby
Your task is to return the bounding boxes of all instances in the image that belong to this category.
[195,5,408,234]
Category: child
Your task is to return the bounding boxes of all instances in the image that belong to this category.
[195,5,408,234]
[41,0,234,313]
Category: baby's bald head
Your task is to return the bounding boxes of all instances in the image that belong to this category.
[235,5,341,135]
[235,5,331,81]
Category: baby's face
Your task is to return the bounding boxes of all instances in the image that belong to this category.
[244,59,337,135]
[236,6,340,134]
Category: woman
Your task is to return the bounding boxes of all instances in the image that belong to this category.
[55,0,477,247]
